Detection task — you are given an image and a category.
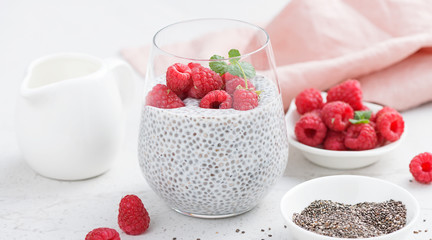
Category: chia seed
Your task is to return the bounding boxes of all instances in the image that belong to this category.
[293,199,407,238]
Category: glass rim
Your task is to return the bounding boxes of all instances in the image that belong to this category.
[152,18,270,62]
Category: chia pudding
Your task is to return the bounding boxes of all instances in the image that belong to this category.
[138,75,289,217]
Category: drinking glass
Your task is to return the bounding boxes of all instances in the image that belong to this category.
[139,18,289,218]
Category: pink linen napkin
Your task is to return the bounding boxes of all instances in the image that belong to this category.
[122,0,432,112]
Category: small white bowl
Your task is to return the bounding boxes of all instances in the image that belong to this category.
[281,175,420,240]
[285,94,405,169]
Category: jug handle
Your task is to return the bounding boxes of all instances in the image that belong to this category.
[105,58,134,110]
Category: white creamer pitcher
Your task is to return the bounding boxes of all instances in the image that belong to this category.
[16,53,133,180]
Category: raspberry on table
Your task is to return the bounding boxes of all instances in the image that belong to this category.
[85,228,120,240]
[321,101,354,132]
[166,63,192,99]
[200,90,232,109]
[323,130,347,151]
[327,79,364,110]
[344,123,377,150]
[295,88,324,114]
[232,88,259,111]
[225,77,255,95]
[409,152,432,184]
[146,84,185,109]
[118,195,150,235]
[376,110,404,142]
[295,112,327,147]
[188,66,223,99]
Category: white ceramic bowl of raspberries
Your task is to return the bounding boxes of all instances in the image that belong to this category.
[286,80,406,170]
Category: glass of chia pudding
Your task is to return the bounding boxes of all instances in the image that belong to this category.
[139,18,289,218]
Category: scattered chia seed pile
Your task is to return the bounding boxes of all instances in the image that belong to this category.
[293,199,407,238]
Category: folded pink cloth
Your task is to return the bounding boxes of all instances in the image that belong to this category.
[122,0,432,111]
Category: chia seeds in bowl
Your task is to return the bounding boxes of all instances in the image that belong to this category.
[139,75,289,218]
[293,199,407,238]
[280,175,420,240]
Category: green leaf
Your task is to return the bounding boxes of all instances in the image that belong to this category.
[210,55,224,60]
[210,49,256,81]
[349,119,370,124]
[354,110,372,120]
[209,55,228,75]
[239,62,256,79]
[228,49,241,64]
[350,110,372,124]
[227,64,242,77]
[210,55,224,61]
[228,49,241,58]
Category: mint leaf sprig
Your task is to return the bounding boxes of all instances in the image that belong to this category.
[209,49,256,89]
[349,110,372,124]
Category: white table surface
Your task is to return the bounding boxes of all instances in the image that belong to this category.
[1,0,432,239]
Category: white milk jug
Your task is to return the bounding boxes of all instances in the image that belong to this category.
[16,53,133,180]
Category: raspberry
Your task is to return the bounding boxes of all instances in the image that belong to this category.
[376,111,404,142]
[221,72,234,88]
[166,63,192,99]
[375,106,398,121]
[344,123,377,150]
[321,101,354,132]
[375,131,386,147]
[85,228,120,240]
[200,90,232,109]
[295,88,324,114]
[327,79,364,110]
[369,121,386,147]
[369,112,377,123]
[225,77,255,95]
[146,84,185,109]
[187,62,201,70]
[309,109,322,118]
[232,88,259,111]
[221,72,237,82]
[188,66,223,99]
[118,195,150,235]
[409,152,432,184]
[294,112,327,147]
[323,130,347,151]
[175,91,188,100]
